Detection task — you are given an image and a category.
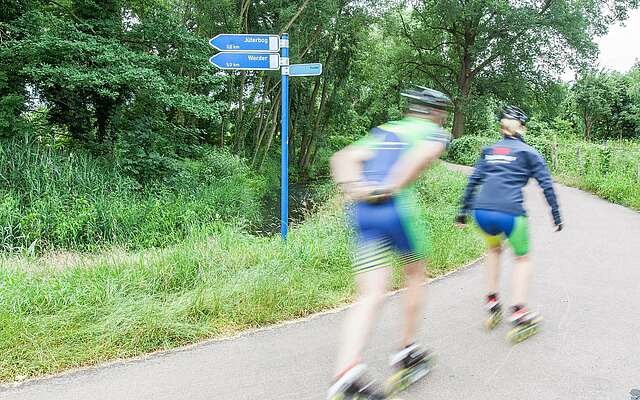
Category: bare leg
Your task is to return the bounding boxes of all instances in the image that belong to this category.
[511,255,531,305]
[486,245,502,295]
[402,260,427,347]
[334,266,391,377]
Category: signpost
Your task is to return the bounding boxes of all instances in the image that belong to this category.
[289,63,323,77]
[209,53,280,71]
[208,33,322,240]
[209,34,280,53]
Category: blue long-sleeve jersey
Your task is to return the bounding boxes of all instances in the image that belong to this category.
[460,135,561,225]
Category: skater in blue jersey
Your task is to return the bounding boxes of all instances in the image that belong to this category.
[456,105,563,343]
[327,87,452,399]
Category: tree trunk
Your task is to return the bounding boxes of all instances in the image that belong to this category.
[300,77,330,178]
[220,115,225,148]
[289,101,297,163]
[252,98,267,153]
[583,111,592,141]
[297,79,321,168]
[258,107,280,170]
[452,28,474,138]
[94,97,113,144]
[233,73,248,152]
[452,105,466,139]
[452,74,471,137]
[252,92,279,167]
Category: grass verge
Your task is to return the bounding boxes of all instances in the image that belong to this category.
[0,163,483,383]
[446,135,640,210]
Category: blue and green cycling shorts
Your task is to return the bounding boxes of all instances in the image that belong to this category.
[473,209,529,256]
[350,194,430,273]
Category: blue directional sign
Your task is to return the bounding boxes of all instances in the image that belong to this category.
[209,34,280,53]
[289,63,323,77]
[209,53,280,71]
[206,32,324,240]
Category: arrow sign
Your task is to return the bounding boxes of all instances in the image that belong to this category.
[209,34,280,53]
[209,53,280,71]
[289,63,323,77]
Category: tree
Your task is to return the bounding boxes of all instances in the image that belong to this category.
[1,0,227,183]
[572,70,639,140]
[573,73,610,140]
[393,0,638,137]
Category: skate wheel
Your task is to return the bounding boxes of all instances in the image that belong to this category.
[484,311,502,330]
[384,360,431,397]
[384,369,410,397]
[507,324,540,344]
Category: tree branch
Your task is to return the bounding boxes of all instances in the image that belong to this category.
[399,13,457,76]
[280,0,313,34]
[414,8,458,35]
[45,0,96,34]
[299,24,323,59]
[405,61,453,97]
[470,0,555,78]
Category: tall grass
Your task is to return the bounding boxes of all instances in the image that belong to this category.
[551,140,640,209]
[446,134,640,210]
[0,136,266,254]
[0,163,484,382]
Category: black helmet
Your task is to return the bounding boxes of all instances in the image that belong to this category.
[501,105,528,125]
[401,86,452,112]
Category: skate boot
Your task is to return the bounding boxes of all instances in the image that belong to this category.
[507,305,543,344]
[484,294,503,330]
[327,364,386,400]
[384,343,433,397]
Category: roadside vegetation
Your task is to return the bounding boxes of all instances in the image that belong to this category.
[446,127,640,211]
[0,163,484,382]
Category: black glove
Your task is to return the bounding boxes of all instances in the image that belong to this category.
[455,213,467,225]
[365,187,393,204]
[555,223,563,232]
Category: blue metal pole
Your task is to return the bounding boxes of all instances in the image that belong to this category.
[280,34,289,240]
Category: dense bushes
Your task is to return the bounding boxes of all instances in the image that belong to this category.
[0,136,266,254]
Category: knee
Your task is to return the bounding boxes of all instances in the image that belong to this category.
[489,245,503,254]
[405,261,426,280]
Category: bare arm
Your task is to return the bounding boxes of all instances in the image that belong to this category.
[330,145,373,186]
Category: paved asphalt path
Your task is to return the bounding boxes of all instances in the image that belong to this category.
[2,168,640,400]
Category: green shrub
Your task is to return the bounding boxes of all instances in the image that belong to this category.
[445,135,494,166]
[525,136,553,162]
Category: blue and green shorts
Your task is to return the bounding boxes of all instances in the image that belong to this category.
[473,209,529,256]
[350,195,430,273]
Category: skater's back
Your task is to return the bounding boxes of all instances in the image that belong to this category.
[461,135,559,222]
[462,109,561,225]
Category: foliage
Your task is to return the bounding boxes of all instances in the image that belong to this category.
[445,135,494,166]
[0,136,265,254]
[571,70,640,140]
[446,134,640,210]
[2,0,639,186]
[0,163,484,382]
[383,0,637,137]
[1,1,226,185]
